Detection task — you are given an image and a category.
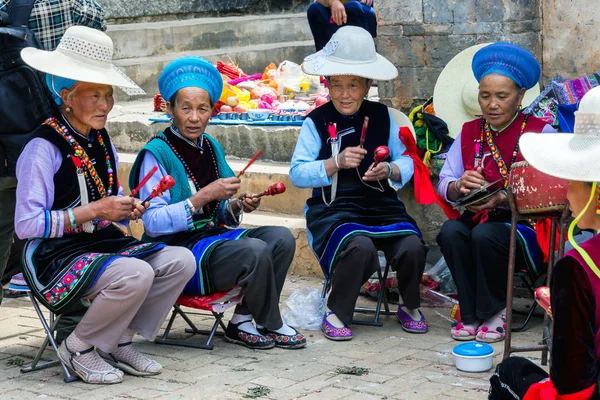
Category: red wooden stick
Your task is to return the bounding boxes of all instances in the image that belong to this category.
[359,116,369,148]
[130,165,158,197]
[236,150,263,178]
[239,182,286,201]
[142,175,175,203]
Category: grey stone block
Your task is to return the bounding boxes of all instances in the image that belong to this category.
[402,24,454,36]
[102,0,312,20]
[423,0,457,24]
[453,21,504,35]
[107,14,312,59]
[453,0,507,23]
[375,1,424,25]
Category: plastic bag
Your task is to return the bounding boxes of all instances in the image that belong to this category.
[274,61,320,95]
[281,288,326,331]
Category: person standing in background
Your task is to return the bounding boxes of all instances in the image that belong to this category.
[307,0,376,51]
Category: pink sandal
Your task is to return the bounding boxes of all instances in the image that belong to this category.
[451,322,478,341]
[476,314,507,343]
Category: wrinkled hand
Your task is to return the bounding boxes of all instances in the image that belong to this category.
[201,177,241,202]
[93,196,141,222]
[330,0,347,25]
[337,146,366,169]
[457,167,486,195]
[129,199,149,220]
[363,162,389,181]
[466,190,507,213]
[234,192,261,213]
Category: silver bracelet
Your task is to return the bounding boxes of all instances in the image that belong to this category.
[385,162,393,179]
[333,154,340,169]
[453,179,461,193]
[186,198,197,214]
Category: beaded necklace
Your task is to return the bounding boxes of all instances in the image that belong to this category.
[156,127,220,218]
[45,117,114,199]
[474,114,529,188]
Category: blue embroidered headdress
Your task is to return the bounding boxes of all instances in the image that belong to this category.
[158,56,223,104]
[472,43,540,90]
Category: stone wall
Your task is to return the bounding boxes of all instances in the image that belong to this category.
[541,0,600,81]
[374,0,543,113]
[100,0,311,21]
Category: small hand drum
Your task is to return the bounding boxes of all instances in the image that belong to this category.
[509,161,568,214]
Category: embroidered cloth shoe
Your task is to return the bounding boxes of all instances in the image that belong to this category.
[98,342,162,376]
[321,312,353,341]
[58,340,123,384]
[396,305,428,333]
[224,321,275,349]
[450,322,477,341]
[257,327,307,349]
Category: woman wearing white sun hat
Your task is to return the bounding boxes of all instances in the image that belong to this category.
[15,26,196,384]
[290,26,428,341]
[489,85,600,400]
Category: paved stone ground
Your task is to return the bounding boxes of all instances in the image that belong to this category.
[0,276,547,400]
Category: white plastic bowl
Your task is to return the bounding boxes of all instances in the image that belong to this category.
[248,108,271,121]
[452,343,494,372]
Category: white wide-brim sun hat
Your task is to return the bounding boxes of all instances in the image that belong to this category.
[433,43,540,139]
[521,86,600,182]
[301,26,398,81]
[21,25,145,95]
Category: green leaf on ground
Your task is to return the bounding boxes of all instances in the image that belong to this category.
[6,358,25,367]
[335,366,370,376]
[244,385,271,398]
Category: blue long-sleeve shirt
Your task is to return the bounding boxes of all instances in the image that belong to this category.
[289,109,414,190]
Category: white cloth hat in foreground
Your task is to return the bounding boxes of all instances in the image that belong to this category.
[301,26,398,81]
[21,26,145,96]
[520,86,600,182]
[433,43,540,139]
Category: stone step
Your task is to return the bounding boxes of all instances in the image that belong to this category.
[117,152,311,216]
[114,40,315,100]
[107,13,313,60]
[106,100,301,162]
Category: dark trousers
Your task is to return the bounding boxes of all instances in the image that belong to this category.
[489,357,548,399]
[208,226,295,330]
[0,177,17,304]
[328,234,427,326]
[437,220,528,324]
[307,1,377,51]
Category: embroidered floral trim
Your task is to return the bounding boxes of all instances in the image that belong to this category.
[43,242,158,305]
[267,332,306,345]
[44,252,102,304]
[238,331,272,345]
[321,314,352,338]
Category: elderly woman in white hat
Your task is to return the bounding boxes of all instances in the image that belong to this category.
[436,43,556,343]
[14,26,196,384]
[489,86,600,400]
[290,26,428,341]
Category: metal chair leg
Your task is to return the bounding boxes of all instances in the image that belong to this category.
[21,293,78,383]
[353,263,395,326]
[503,210,519,360]
[155,305,226,350]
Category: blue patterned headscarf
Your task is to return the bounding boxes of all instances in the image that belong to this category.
[46,74,78,105]
[472,43,540,90]
[158,56,223,104]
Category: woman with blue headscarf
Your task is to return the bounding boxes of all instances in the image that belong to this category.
[436,43,556,343]
[129,56,306,350]
[14,26,196,384]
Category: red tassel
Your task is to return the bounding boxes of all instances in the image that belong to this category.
[535,218,564,263]
[399,127,460,219]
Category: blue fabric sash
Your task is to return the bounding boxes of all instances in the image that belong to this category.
[183,228,248,295]
[512,223,544,277]
[318,222,421,278]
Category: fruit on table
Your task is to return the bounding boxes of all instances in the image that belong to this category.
[220,105,233,113]
[233,105,248,113]
[314,95,328,107]
[226,96,239,107]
